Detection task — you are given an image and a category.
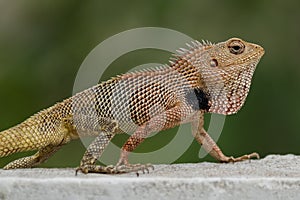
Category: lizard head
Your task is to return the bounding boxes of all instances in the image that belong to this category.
[180,37,265,115]
[206,38,265,70]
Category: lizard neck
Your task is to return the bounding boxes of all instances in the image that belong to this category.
[170,57,212,112]
[171,54,257,115]
[209,64,257,115]
[199,62,257,115]
[170,57,205,89]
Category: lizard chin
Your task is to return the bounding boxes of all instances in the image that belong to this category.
[206,61,259,115]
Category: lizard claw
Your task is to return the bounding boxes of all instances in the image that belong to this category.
[221,152,260,163]
[113,163,154,175]
[75,163,154,175]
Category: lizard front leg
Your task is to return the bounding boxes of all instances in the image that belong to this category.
[191,112,259,162]
[114,123,155,175]
[115,104,191,174]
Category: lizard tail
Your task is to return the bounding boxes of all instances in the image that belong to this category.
[0,124,43,157]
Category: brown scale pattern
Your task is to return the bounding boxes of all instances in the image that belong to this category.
[0,38,264,173]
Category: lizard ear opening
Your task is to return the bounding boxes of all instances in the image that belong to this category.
[228,40,245,55]
[210,58,218,67]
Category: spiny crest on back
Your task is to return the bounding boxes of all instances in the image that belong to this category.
[117,64,172,79]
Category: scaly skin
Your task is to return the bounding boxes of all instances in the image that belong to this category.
[0,38,264,174]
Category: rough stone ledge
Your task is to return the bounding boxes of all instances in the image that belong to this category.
[0,154,299,200]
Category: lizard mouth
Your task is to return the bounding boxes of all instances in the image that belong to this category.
[230,46,264,67]
[246,42,265,59]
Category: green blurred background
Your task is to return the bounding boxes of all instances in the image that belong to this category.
[0,0,299,168]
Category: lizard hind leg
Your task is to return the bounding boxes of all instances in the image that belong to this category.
[75,131,116,174]
[76,120,121,174]
[76,104,189,175]
[76,120,155,175]
[3,144,63,169]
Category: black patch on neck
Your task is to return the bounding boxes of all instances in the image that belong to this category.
[185,88,211,111]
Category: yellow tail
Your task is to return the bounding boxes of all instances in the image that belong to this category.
[0,124,43,157]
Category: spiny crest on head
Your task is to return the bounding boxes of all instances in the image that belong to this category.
[169,39,214,63]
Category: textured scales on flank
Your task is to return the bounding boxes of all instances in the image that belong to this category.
[0,38,264,174]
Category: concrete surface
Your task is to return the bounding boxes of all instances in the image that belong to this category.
[0,154,299,200]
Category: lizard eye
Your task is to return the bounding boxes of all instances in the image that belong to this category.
[228,40,245,55]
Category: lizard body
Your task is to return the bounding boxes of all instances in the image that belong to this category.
[0,38,264,174]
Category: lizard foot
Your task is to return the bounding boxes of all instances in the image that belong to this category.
[75,163,154,175]
[114,163,154,176]
[221,152,260,163]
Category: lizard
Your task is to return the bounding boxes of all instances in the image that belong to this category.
[0,37,264,174]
